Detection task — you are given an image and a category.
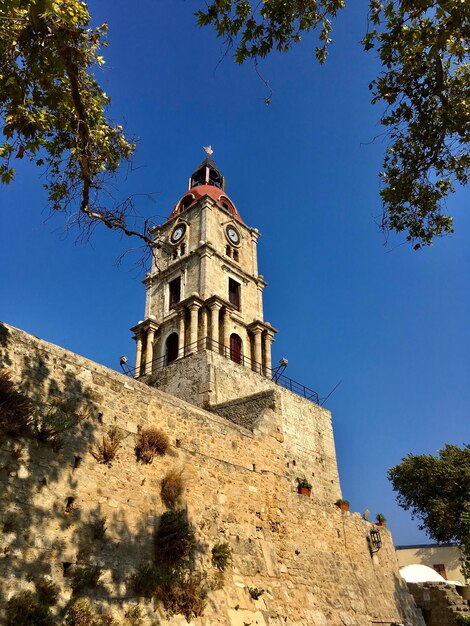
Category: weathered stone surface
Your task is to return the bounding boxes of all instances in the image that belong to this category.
[0,322,425,625]
[407,582,470,626]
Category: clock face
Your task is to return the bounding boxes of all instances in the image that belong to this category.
[226,225,241,246]
[170,223,186,244]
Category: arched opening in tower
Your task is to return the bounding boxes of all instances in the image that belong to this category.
[166,333,179,365]
[230,334,243,365]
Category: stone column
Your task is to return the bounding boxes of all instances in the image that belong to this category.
[252,328,263,374]
[223,309,231,358]
[145,327,156,375]
[264,332,274,377]
[209,302,221,350]
[200,307,208,349]
[134,334,143,377]
[178,311,186,359]
[189,302,201,352]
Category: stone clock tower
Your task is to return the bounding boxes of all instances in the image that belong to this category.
[131,153,277,389]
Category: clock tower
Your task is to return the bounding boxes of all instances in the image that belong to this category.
[131,153,277,399]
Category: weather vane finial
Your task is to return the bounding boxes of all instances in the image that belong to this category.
[203,145,214,156]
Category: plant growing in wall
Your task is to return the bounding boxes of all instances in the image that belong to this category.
[70,563,102,594]
[375,513,387,527]
[0,369,34,437]
[155,510,196,568]
[159,571,208,622]
[35,577,60,606]
[131,561,160,598]
[5,590,55,626]
[335,499,350,512]
[161,469,185,509]
[135,426,169,464]
[92,425,123,466]
[64,599,116,625]
[124,605,143,625]
[211,542,232,571]
[151,509,209,622]
[30,403,77,451]
[297,477,312,496]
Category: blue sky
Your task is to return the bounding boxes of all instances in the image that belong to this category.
[1,1,469,545]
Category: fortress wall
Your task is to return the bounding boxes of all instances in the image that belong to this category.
[0,322,424,626]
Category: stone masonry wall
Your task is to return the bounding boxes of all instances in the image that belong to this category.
[151,349,341,502]
[407,582,470,626]
[211,390,279,431]
[0,322,425,626]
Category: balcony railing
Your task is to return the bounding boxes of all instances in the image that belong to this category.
[127,336,319,404]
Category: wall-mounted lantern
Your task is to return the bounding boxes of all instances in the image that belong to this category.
[368,528,382,555]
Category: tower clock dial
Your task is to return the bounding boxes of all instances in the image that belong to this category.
[170,223,186,244]
[226,225,241,246]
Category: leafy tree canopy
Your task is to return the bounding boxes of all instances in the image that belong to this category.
[0,0,153,246]
[388,444,470,580]
[198,0,470,249]
[1,1,468,250]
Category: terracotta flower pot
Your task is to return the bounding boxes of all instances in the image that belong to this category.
[376,521,386,527]
[298,487,311,496]
[336,502,349,511]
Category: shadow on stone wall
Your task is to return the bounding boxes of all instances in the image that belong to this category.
[0,323,168,621]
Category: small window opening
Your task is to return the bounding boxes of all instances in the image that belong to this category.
[180,243,186,256]
[73,456,82,469]
[228,278,240,310]
[62,562,73,575]
[221,201,230,211]
[169,277,181,308]
[433,564,447,579]
[65,497,75,513]
[172,251,178,260]
[226,245,231,258]
[233,249,239,262]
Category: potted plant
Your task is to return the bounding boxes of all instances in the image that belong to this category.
[297,478,312,496]
[335,499,350,512]
[375,513,387,527]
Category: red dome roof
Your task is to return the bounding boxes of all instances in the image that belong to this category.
[166,185,244,223]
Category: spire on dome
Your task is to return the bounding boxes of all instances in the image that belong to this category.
[189,147,225,191]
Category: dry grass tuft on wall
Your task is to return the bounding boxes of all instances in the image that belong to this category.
[159,571,207,623]
[135,427,169,464]
[161,469,185,509]
[64,598,116,625]
[92,426,123,466]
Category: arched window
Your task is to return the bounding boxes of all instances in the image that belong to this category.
[230,334,243,365]
[180,195,193,211]
[166,333,179,365]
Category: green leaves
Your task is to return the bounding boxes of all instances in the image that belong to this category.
[365,0,470,248]
[196,0,346,64]
[389,444,470,579]
[0,0,141,242]
[198,0,469,249]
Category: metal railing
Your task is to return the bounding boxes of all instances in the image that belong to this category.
[127,336,319,404]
